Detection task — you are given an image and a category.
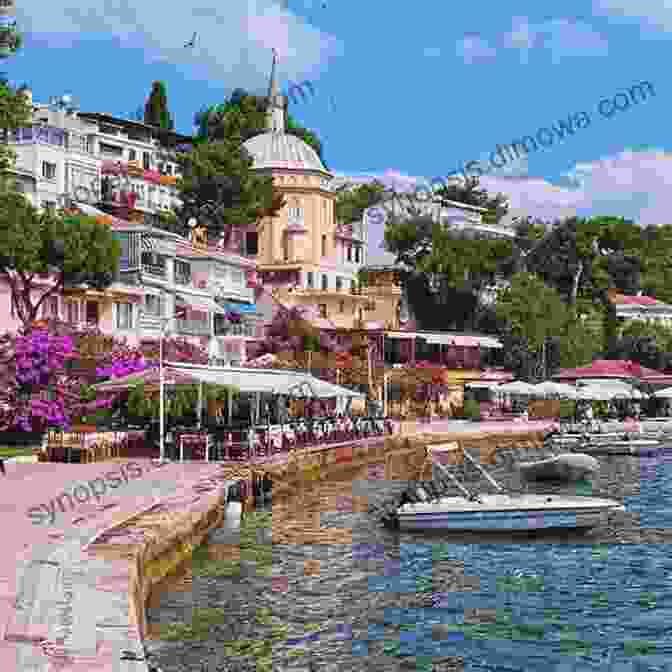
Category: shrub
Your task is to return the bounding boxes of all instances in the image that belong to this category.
[463,399,481,421]
[558,400,576,421]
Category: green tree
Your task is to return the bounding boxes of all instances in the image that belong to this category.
[0,193,121,331]
[495,273,569,380]
[384,213,514,330]
[333,180,388,225]
[175,140,285,244]
[559,300,604,369]
[144,81,174,130]
[0,80,34,183]
[194,90,327,166]
[640,224,672,304]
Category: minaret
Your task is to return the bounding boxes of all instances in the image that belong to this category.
[266,48,286,133]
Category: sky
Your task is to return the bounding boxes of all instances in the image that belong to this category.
[8,0,672,264]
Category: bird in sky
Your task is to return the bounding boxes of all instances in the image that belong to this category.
[184,32,197,48]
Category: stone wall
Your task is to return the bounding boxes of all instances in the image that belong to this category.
[128,485,230,640]
[263,429,548,507]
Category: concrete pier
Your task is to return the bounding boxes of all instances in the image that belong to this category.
[0,421,554,670]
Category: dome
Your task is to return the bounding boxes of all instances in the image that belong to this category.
[243,132,327,173]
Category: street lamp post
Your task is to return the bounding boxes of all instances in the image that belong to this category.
[139,308,174,461]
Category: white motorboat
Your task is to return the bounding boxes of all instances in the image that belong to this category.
[396,447,624,532]
[397,493,625,532]
[518,452,599,482]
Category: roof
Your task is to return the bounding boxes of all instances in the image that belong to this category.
[95,362,364,398]
[77,112,194,143]
[553,359,665,381]
[242,132,328,173]
[383,331,502,348]
[609,292,663,306]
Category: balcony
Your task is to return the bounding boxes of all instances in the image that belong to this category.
[215,322,255,337]
[142,263,167,279]
[175,272,192,286]
[139,313,163,331]
[175,319,210,336]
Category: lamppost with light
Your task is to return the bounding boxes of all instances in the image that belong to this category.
[138,307,182,461]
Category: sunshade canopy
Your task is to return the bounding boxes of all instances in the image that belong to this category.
[577,380,644,399]
[575,381,644,400]
[532,381,578,398]
[496,380,538,395]
[95,362,364,398]
[654,386,672,398]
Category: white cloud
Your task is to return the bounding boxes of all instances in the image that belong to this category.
[506,16,538,54]
[593,0,672,31]
[16,0,341,90]
[350,149,672,263]
[456,34,497,64]
[460,16,608,65]
[536,18,609,62]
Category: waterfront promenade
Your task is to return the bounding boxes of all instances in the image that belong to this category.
[0,419,556,671]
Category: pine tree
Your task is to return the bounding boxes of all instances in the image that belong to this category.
[143,81,174,130]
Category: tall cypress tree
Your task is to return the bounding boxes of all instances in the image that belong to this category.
[144,81,174,130]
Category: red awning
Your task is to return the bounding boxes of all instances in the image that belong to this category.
[553,359,665,381]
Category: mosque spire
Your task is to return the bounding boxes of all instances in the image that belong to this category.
[266,48,286,133]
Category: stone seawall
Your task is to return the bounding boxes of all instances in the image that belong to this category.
[259,429,548,507]
[128,487,230,641]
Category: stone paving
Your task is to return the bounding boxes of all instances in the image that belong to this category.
[0,459,232,671]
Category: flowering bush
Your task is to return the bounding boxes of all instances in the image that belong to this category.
[0,330,76,431]
[0,327,122,432]
[96,352,153,379]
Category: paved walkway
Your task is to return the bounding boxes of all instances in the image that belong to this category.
[0,459,233,671]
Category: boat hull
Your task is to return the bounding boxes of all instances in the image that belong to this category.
[575,441,662,456]
[396,494,624,532]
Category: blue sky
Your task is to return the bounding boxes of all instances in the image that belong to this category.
[9,0,672,263]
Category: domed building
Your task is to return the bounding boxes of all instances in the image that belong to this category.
[242,50,369,329]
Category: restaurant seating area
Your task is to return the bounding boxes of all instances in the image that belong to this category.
[40,417,395,463]
[163,416,395,462]
[39,429,146,463]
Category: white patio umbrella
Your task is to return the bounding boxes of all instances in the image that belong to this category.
[497,380,538,395]
[576,384,626,400]
[577,381,643,400]
[654,386,672,398]
[575,387,608,400]
[533,381,578,399]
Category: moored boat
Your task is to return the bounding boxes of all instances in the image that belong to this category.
[395,445,625,533]
[397,493,625,532]
[518,452,599,482]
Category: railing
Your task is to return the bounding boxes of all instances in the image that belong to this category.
[175,319,210,336]
[218,323,255,337]
[175,272,192,286]
[142,263,167,279]
[139,314,163,330]
[206,417,394,462]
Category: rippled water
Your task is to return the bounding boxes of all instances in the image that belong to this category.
[145,448,672,672]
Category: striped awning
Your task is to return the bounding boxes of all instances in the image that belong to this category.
[141,234,156,252]
[225,301,257,314]
[175,294,228,315]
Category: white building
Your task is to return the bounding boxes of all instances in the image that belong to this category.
[3,88,259,364]
[364,193,516,241]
